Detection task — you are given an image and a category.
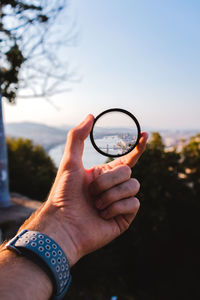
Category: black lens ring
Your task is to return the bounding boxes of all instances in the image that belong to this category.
[90,108,141,158]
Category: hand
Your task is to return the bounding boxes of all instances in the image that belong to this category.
[21,115,148,267]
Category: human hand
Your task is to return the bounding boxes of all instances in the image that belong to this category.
[22,115,148,267]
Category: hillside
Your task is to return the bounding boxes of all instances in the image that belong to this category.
[5,122,69,150]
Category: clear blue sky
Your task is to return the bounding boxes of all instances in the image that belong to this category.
[4,0,200,130]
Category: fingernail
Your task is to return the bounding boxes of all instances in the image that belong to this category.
[96,199,103,209]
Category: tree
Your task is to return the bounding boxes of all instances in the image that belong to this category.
[181,134,200,196]
[0,0,75,103]
[149,132,165,151]
[7,137,57,201]
[0,0,75,206]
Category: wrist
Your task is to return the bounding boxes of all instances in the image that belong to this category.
[20,202,81,267]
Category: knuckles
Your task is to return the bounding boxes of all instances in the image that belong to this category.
[119,165,132,179]
[106,204,118,217]
[90,176,105,195]
[101,178,140,205]
[104,196,140,219]
[115,178,140,196]
[90,165,138,198]
[100,189,115,205]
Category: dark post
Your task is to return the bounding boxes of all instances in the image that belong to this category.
[0,92,11,207]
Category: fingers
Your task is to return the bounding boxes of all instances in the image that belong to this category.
[114,213,138,233]
[60,114,94,170]
[94,176,140,226]
[89,165,132,196]
[90,163,140,226]
[95,178,140,210]
[108,131,148,169]
[100,197,140,220]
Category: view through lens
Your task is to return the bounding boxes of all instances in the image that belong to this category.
[92,111,139,156]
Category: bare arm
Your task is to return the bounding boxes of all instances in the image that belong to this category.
[0,250,52,300]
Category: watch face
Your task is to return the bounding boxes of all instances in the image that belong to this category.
[90,108,141,158]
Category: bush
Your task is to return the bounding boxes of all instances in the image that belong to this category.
[7,137,57,201]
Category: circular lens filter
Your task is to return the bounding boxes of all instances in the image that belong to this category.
[90,108,141,158]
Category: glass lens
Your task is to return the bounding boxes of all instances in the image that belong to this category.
[92,110,140,157]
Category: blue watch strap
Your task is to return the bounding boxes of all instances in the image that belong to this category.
[6,230,72,300]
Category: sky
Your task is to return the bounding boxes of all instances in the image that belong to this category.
[3,0,200,130]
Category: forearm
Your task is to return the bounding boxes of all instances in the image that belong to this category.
[0,249,52,300]
[0,201,79,300]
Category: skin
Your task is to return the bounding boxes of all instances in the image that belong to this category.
[0,114,148,300]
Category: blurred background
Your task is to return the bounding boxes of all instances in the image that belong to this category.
[0,0,200,299]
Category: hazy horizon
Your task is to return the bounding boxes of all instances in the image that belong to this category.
[5,119,200,132]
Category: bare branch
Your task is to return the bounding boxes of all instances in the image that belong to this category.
[1,0,78,104]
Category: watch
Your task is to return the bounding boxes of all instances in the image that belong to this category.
[5,229,72,300]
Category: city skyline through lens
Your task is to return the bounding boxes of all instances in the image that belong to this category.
[92,111,139,156]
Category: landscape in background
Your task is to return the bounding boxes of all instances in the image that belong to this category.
[5,121,199,151]
[5,121,199,169]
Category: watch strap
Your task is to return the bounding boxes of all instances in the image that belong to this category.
[6,229,72,300]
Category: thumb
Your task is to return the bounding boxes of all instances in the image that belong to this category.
[61,114,94,170]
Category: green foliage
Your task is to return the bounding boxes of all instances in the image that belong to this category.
[149,132,165,151]
[181,134,200,196]
[1,44,25,103]
[7,137,57,201]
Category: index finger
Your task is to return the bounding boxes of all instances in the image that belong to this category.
[107,132,148,169]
